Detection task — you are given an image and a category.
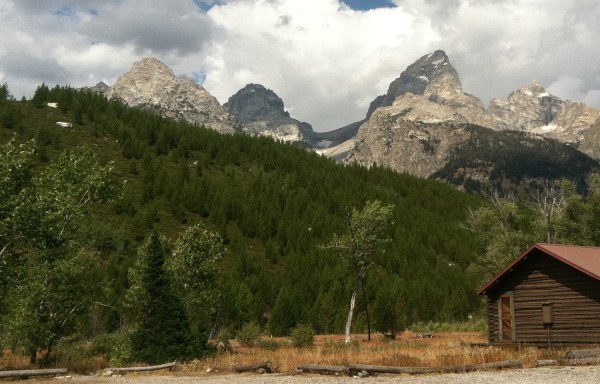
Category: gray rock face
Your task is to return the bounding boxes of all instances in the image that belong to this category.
[224,83,315,144]
[108,58,236,134]
[225,83,287,121]
[329,50,492,156]
[87,81,110,94]
[367,50,483,118]
[489,80,600,151]
[345,50,600,181]
[346,106,472,178]
[345,49,494,174]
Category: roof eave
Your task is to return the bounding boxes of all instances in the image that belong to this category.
[476,243,541,296]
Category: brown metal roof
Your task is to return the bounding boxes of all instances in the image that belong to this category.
[477,243,600,295]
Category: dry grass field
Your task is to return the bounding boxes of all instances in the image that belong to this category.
[0,331,571,376]
[179,331,568,375]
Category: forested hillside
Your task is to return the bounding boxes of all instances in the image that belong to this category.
[1,84,483,363]
[430,125,599,194]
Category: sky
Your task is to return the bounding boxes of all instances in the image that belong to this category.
[0,0,599,132]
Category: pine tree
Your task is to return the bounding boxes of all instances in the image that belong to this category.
[126,232,196,364]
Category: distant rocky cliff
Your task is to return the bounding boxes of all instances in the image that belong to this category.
[489,80,600,151]
[343,50,600,190]
[95,53,600,192]
[366,50,491,127]
[107,58,237,134]
[224,83,316,145]
[343,49,600,157]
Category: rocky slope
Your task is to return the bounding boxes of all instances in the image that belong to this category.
[489,80,600,152]
[95,53,600,192]
[346,107,598,193]
[343,50,600,153]
[224,83,315,145]
[107,58,237,134]
[366,50,494,128]
[345,49,496,176]
[343,50,600,191]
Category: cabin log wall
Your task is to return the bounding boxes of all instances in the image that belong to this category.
[486,249,600,345]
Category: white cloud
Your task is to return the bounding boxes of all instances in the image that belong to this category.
[203,0,437,130]
[0,0,599,131]
[548,76,600,108]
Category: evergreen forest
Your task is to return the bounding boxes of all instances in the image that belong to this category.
[0,83,485,364]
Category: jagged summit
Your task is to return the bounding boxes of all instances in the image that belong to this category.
[108,57,236,134]
[489,80,599,146]
[224,83,315,144]
[367,50,463,117]
[344,50,600,191]
[385,50,457,99]
[224,83,289,122]
[521,80,552,96]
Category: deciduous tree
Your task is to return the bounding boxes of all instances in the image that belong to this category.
[166,223,224,344]
[324,200,394,343]
[0,141,119,364]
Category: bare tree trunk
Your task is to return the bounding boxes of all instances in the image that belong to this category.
[360,278,371,341]
[345,279,359,344]
[29,348,37,365]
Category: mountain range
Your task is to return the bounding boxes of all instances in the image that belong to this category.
[94,51,600,192]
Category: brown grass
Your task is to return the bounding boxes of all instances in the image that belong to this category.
[0,349,31,370]
[1,332,571,375]
[180,332,570,375]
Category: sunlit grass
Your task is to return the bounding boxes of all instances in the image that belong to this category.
[178,331,570,375]
[0,331,571,374]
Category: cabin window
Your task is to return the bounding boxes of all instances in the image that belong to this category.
[499,292,515,342]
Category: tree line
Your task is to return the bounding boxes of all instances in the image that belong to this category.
[1,84,484,365]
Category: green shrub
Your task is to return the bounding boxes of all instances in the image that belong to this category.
[408,319,487,333]
[257,339,283,350]
[236,322,262,346]
[91,331,134,366]
[290,324,315,347]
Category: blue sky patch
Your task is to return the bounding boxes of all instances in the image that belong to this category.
[54,6,75,17]
[342,0,396,11]
[193,0,222,12]
[191,71,207,85]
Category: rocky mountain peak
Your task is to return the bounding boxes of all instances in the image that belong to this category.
[224,83,288,122]
[224,83,315,144]
[107,57,236,134]
[366,50,463,116]
[490,81,567,132]
[108,57,177,111]
[387,49,457,98]
[88,81,110,94]
[361,50,492,129]
[521,79,549,96]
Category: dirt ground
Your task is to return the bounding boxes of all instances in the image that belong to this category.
[21,366,600,384]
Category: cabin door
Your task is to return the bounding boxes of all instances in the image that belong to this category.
[500,293,515,342]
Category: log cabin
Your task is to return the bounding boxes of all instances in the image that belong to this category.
[478,243,600,346]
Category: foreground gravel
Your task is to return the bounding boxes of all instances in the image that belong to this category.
[28,366,600,384]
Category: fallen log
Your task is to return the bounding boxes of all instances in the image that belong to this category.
[564,348,600,360]
[348,360,523,375]
[234,361,272,373]
[561,357,600,366]
[0,368,67,378]
[297,364,349,375]
[109,362,176,374]
[535,359,558,367]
